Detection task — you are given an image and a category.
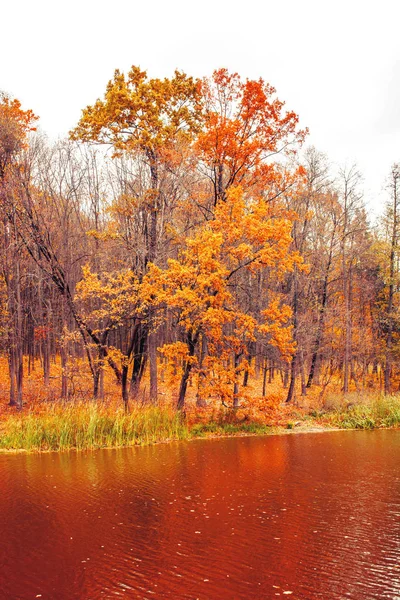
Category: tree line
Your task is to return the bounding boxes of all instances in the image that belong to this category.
[0,68,399,411]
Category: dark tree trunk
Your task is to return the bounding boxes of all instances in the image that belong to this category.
[299,350,307,396]
[130,323,148,399]
[147,153,159,403]
[286,270,298,404]
[307,230,334,388]
[262,358,268,397]
[121,364,129,412]
[60,297,68,400]
[196,334,207,407]
[385,168,399,394]
[177,332,198,411]
[233,353,241,408]
[149,331,158,402]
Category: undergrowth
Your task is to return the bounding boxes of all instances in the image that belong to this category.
[322,394,400,429]
[0,393,399,453]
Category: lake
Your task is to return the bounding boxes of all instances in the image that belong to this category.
[0,430,399,599]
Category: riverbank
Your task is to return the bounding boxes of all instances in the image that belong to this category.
[1,394,400,453]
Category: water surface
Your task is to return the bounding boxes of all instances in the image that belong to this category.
[0,430,399,599]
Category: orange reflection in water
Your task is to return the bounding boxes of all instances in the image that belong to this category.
[0,431,399,599]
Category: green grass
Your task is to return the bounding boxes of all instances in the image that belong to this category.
[0,403,189,452]
[323,394,400,430]
[189,421,274,437]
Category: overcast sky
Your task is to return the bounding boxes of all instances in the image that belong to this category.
[2,0,399,218]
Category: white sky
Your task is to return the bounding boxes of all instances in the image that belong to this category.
[2,0,400,219]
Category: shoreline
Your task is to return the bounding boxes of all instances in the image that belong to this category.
[1,395,399,455]
[0,420,396,456]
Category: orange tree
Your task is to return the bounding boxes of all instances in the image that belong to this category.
[174,69,308,409]
[74,266,145,408]
[70,67,201,401]
[196,69,307,207]
[70,67,308,409]
[144,187,301,410]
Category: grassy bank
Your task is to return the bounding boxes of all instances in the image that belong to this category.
[0,403,189,452]
[320,394,400,430]
[0,403,279,452]
[1,394,400,453]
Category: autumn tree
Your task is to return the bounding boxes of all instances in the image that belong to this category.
[4,137,127,401]
[283,148,332,401]
[380,165,400,393]
[190,70,307,405]
[306,190,342,389]
[75,266,145,409]
[71,67,201,401]
[0,93,37,407]
[336,165,365,392]
[146,187,300,410]
[196,69,307,208]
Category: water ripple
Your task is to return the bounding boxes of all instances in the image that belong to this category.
[0,430,399,599]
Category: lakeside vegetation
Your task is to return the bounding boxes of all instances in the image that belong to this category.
[0,404,188,452]
[1,393,399,453]
[323,394,400,430]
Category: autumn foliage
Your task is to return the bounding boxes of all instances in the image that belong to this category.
[0,67,398,420]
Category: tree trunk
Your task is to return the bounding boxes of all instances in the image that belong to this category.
[122,364,129,412]
[262,358,268,397]
[299,349,307,396]
[177,332,198,411]
[149,330,158,402]
[385,167,399,394]
[60,297,68,400]
[130,323,148,398]
[307,226,335,388]
[242,342,255,387]
[233,353,241,408]
[14,216,23,409]
[8,350,17,406]
[196,334,207,407]
[286,270,298,403]
[146,154,159,402]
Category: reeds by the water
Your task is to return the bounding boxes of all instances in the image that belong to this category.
[0,403,189,452]
[320,394,400,429]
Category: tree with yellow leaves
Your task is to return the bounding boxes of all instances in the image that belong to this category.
[145,187,301,410]
[71,67,201,401]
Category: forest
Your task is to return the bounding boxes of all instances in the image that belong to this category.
[1,67,400,447]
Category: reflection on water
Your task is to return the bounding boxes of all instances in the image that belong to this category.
[0,430,399,599]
